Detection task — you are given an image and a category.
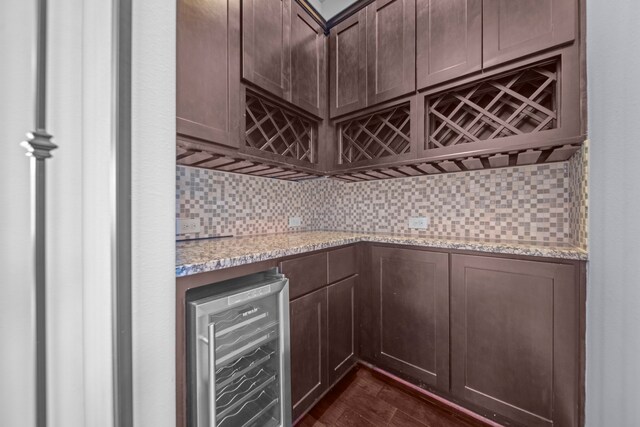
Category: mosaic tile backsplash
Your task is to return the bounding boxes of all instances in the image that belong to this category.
[568,142,589,249]
[177,153,588,247]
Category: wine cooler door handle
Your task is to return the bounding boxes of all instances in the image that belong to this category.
[208,323,217,427]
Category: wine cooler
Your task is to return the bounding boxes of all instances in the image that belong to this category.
[187,269,291,427]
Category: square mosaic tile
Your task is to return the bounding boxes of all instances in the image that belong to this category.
[177,152,588,247]
[568,141,589,249]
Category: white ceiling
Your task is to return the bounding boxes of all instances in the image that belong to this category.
[306,0,359,20]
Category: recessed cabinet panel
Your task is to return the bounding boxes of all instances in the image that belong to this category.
[242,0,291,99]
[372,247,449,390]
[291,2,326,117]
[329,10,367,118]
[451,255,579,427]
[290,287,328,420]
[327,276,357,384]
[416,0,482,89]
[176,0,240,147]
[366,0,416,104]
[483,0,576,68]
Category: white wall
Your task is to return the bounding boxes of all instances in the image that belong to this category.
[0,1,36,425]
[586,1,640,426]
[0,0,91,426]
[131,1,176,426]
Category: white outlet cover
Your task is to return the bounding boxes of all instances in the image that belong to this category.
[177,218,201,235]
[288,217,302,227]
[408,216,430,229]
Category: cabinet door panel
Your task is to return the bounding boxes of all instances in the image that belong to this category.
[290,287,327,420]
[327,276,357,384]
[451,255,578,427]
[242,0,291,99]
[177,0,240,147]
[329,10,367,118]
[372,247,449,390]
[416,0,482,89]
[366,0,416,105]
[483,0,576,68]
[291,2,326,117]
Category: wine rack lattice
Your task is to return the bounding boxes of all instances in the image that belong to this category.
[426,61,558,149]
[339,102,412,164]
[245,92,316,163]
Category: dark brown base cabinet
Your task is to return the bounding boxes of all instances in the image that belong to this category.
[371,247,450,391]
[177,244,584,427]
[450,255,581,427]
[289,277,359,421]
[363,246,583,427]
[285,247,359,420]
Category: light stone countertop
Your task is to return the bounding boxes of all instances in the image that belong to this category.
[176,231,587,277]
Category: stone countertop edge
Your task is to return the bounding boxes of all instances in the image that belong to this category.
[176,233,588,277]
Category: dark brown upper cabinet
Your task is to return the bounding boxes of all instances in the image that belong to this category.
[291,1,327,118]
[177,0,583,179]
[329,9,367,118]
[330,1,415,119]
[366,0,416,105]
[290,287,328,421]
[416,0,482,90]
[450,254,580,427]
[327,276,357,385]
[482,0,577,68]
[242,0,326,118]
[371,247,450,391]
[242,0,292,100]
[176,0,240,148]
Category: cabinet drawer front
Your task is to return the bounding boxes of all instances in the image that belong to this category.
[281,252,328,299]
[328,246,357,283]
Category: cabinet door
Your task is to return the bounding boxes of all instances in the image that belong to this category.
[291,1,326,118]
[327,276,357,385]
[366,0,416,105]
[290,287,327,420]
[371,247,449,390]
[451,255,579,427]
[416,0,482,90]
[242,0,292,100]
[483,0,576,68]
[176,0,240,147]
[329,10,367,118]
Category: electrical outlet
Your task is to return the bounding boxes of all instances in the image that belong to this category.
[288,217,302,227]
[408,216,429,229]
[177,218,201,235]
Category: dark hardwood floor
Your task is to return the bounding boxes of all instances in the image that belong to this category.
[296,366,491,427]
